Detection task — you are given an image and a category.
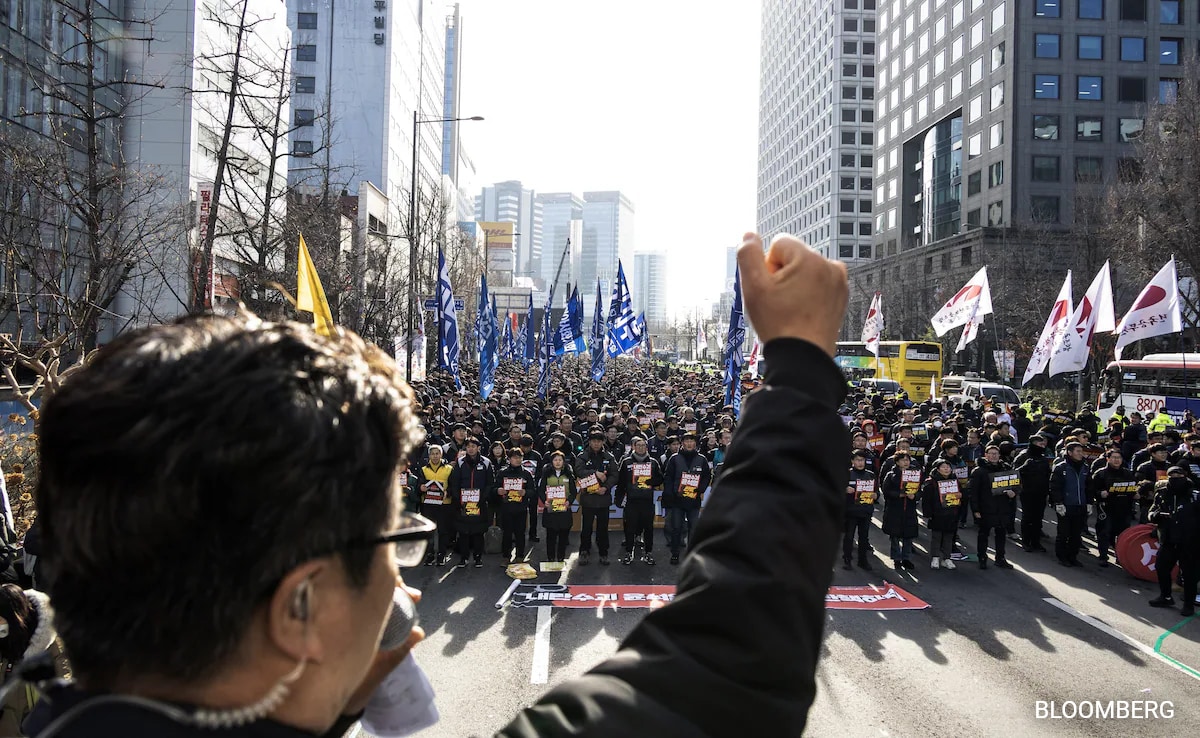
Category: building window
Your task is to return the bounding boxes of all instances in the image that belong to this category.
[841,176,856,190]
[297,12,318,29]
[841,153,857,167]
[1160,79,1179,103]
[969,94,983,121]
[843,63,857,77]
[840,221,855,235]
[293,140,314,157]
[967,209,982,227]
[992,2,1006,30]
[1032,155,1060,182]
[864,19,876,31]
[968,133,982,159]
[859,222,872,236]
[1034,114,1060,140]
[1036,34,1060,58]
[1121,37,1146,61]
[1076,156,1104,182]
[861,154,873,168]
[968,171,982,195]
[861,132,874,145]
[842,109,857,122]
[942,253,952,271]
[1035,74,1060,99]
[842,86,857,100]
[1031,196,1060,223]
[864,42,876,54]
[842,130,857,145]
[1078,35,1103,59]
[987,201,1004,227]
[992,42,1006,70]
[296,44,317,62]
[294,109,315,127]
[1035,0,1061,16]
[844,18,858,31]
[1077,76,1103,101]
[844,41,858,54]
[295,76,316,94]
[962,245,974,264]
[1077,116,1103,141]
[1079,0,1104,17]
[1120,117,1144,141]
[991,82,1005,109]
[844,0,858,7]
[862,87,874,100]
[840,199,855,213]
[1120,0,1146,20]
[925,257,934,275]
[1160,39,1181,66]
[863,64,875,78]
[860,177,873,190]
[860,199,872,213]
[990,122,1004,149]
[863,110,874,123]
[989,161,1004,187]
[1118,76,1146,102]
[1159,0,1180,22]
[859,244,872,258]
[839,243,855,258]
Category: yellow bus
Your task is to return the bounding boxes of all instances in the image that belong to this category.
[836,341,943,398]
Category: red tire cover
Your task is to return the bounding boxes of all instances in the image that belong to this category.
[1115,524,1181,583]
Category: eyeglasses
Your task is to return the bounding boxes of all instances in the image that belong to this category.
[345,512,437,568]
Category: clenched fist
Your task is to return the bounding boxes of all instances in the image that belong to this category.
[738,232,847,357]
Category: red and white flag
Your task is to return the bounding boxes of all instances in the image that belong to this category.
[861,292,884,357]
[1049,262,1115,376]
[933,267,992,337]
[1114,258,1182,360]
[1022,272,1074,386]
[747,340,762,377]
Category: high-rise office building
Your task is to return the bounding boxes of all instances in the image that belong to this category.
[871,0,1189,255]
[475,181,541,278]
[757,0,878,262]
[535,192,584,294]
[580,191,636,301]
[286,0,445,229]
[633,252,669,329]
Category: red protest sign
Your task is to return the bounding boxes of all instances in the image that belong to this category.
[825,584,930,611]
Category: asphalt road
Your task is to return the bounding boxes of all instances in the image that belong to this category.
[356,516,1200,738]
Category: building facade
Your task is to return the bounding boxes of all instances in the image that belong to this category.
[580,190,636,303]
[475,180,541,279]
[757,0,878,262]
[871,0,1193,255]
[286,0,445,230]
[534,192,583,295]
[633,251,669,330]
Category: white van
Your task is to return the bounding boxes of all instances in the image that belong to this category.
[944,376,1020,410]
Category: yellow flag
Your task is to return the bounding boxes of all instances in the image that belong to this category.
[296,234,335,336]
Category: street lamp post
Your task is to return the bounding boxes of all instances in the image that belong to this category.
[406,112,484,382]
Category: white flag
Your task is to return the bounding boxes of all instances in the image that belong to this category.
[748,340,762,377]
[932,267,992,336]
[1049,262,1115,376]
[861,292,884,357]
[1022,272,1074,386]
[956,312,982,352]
[697,322,708,352]
[1114,258,1183,360]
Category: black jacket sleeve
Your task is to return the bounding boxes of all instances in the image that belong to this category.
[498,338,849,737]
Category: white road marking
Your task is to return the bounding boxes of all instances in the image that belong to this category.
[1043,597,1200,682]
[530,555,574,684]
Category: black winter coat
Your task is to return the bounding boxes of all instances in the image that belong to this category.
[970,460,1017,529]
[845,467,878,519]
[882,468,920,538]
[922,471,963,533]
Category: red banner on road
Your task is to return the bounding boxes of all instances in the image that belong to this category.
[825,584,930,611]
[506,583,929,611]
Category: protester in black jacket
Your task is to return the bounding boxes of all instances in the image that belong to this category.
[922,460,963,570]
[1013,433,1053,553]
[538,453,577,564]
[844,451,877,570]
[451,438,494,567]
[1092,449,1136,567]
[573,431,618,565]
[496,449,537,563]
[662,432,713,565]
[1148,470,1199,616]
[970,446,1016,569]
[1135,445,1171,524]
[882,453,920,570]
[614,437,665,565]
[1049,442,1093,567]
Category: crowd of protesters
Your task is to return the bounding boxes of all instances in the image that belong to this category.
[403,356,1198,618]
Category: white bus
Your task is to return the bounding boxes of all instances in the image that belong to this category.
[1097,353,1200,425]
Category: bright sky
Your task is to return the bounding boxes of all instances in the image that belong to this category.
[457,0,761,322]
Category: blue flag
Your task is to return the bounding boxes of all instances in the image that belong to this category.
[476,276,498,399]
[591,278,607,382]
[436,247,461,389]
[553,287,587,355]
[523,292,536,369]
[606,260,643,357]
[501,313,515,362]
[724,265,746,416]
[537,287,554,397]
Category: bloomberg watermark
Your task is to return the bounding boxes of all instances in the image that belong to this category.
[1035,701,1175,720]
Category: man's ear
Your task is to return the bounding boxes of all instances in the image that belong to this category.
[266,559,332,665]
